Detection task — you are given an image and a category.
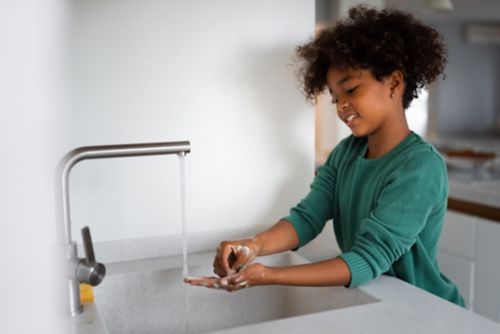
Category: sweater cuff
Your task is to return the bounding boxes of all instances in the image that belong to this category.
[281,214,308,250]
[339,251,373,288]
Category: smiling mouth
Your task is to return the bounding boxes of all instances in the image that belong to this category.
[343,113,359,127]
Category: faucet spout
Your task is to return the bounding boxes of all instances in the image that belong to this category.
[56,140,191,316]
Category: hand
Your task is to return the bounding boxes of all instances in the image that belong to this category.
[185,263,268,292]
[213,238,260,277]
[183,276,224,290]
[219,262,268,291]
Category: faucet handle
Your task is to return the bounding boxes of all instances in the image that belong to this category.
[81,226,96,264]
[76,226,106,286]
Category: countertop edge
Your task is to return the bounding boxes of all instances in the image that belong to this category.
[448,196,500,222]
[449,181,500,223]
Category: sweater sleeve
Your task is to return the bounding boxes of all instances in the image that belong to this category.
[282,146,339,248]
[339,150,448,288]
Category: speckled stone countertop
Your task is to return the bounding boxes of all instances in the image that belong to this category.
[211,275,500,334]
[69,231,500,334]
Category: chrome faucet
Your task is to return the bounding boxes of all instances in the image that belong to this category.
[56,141,191,316]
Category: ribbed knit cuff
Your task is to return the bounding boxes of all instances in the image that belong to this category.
[339,251,373,288]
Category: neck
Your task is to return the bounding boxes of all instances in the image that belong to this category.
[365,114,411,159]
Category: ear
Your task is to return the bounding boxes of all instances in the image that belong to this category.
[388,70,404,99]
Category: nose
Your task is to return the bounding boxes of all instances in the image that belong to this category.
[337,97,348,111]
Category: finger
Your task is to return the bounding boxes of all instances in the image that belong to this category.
[232,244,256,272]
[232,253,249,272]
[213,246,221,265]
[183,276,215,284]
[236,280,250,289]
[213,259,225,277]
[222,272,246,287]
[220,245,237,276]
[184,276,222,289]
[218,273,241,288]
[224,280,250,292]
[213,245,229,277]
[214,257,231,277]
[227,249,238,270]
[187,281,222,289]
[218,276,230,288]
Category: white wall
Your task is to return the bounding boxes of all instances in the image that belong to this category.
[65,0,315,244]
[432,23,498,135]
[0,1,66,333]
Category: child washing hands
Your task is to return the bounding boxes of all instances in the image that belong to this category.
[184,221,346,292]
[185,5,465,306]
[184,238,262,291]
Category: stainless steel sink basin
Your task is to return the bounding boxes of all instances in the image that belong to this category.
[94,251,379,334]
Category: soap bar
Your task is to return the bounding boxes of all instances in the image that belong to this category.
[80,283,94,303]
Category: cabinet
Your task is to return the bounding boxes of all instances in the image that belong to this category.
[437,211,476,309]
[438,210,500,322]
[474,217,500,323]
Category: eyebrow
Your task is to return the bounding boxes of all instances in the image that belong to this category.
[329,69,364,97]
[329,74,352,97]
[337,75,352,85]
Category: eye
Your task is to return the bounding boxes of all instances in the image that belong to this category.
[346,86,358,94]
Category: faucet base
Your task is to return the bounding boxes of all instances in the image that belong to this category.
[67,242,83,315]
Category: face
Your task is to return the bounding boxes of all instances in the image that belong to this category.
[326,66,399,138]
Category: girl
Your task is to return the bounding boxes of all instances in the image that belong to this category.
[185,5,464,307]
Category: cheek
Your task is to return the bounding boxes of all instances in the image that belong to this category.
[335,105,342,118]
[360,88,389,112]
[374,83,392,102]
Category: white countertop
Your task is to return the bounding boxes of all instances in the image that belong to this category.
[70,236,500,334]
[212,275,500,334]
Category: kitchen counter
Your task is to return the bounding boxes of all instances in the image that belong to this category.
[448,178,500,222]
[71,303,107,334]
[213,275,500,334]
[432,135,500,222]
[69,233,500,334]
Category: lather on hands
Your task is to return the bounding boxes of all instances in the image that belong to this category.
[184,238,265,291]
[184,221,351,290]
[184,262,267,292]
[214,238,260,277]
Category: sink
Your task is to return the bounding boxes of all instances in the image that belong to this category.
[94,251,379,333]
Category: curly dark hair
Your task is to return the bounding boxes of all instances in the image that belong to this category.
[296,5,447,109]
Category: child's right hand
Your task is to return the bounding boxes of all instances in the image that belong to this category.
[213,238,261,277]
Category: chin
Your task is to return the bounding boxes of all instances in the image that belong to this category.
[350,125,375,138]
[350,129,368,138]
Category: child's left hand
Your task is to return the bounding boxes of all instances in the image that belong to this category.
[184,263,268,292]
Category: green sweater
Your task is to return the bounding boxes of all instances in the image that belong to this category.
[284,133,465,307]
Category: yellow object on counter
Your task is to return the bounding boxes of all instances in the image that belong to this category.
[80,283,94,303]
